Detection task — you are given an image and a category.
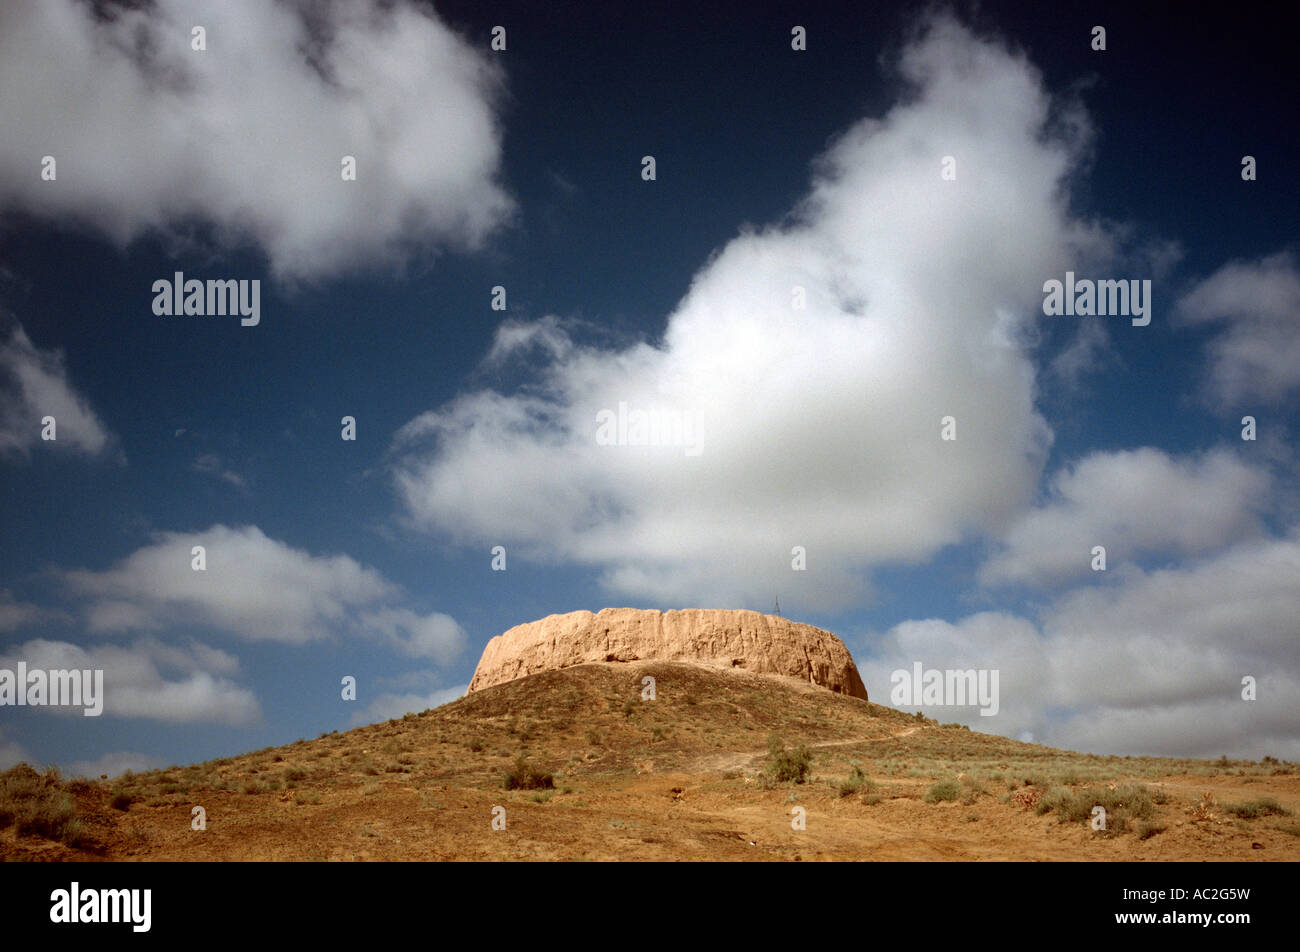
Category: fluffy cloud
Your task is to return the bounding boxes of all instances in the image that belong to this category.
[980,447,1273,587]
[0,637,260,724]
[0,0,512,279]
[0,323,113,458]
[350,683,467,726]
[0,589,69,631]
[859,535,1300,758]
[392,15,1115,610]
[1176,252,1300,405]
[63,751,168,780]
[356,609,466,664]
[64,524,395,643]
[61,524,466,663]
[0,727,33,771]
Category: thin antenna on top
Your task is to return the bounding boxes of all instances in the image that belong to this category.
[773,595,781,616]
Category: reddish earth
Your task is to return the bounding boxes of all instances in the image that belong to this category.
[4,661,1296,861]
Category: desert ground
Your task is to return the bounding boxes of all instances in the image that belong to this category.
[3,661,1296,861]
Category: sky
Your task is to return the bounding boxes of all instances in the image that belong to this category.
[0,0,1296,777]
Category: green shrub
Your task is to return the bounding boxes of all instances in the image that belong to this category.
[1224,798,1292,819]
[764,735,812,784]
[1136,820,1166,840]
[0,764,86,845]
[1037,784,1156,826]
[837,763,875,798]
[503,758,554,791]
[924,779,961,803]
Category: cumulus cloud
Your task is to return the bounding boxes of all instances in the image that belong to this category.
[859,535,1300,758]
[0,0,512,279]
[63,751,168,780]
[979,447,1273,587]
[0,589,69,631]
[64,524,395,642]
[0,727,33,770]
[1176,251,1300,405]
[0,323,114,458]
[356,609,466,664]
[0,637,260,724]
[61,524,467,664]
[391,15,1116,610]
[350,683,466,726]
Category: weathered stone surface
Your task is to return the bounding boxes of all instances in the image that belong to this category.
[467,608,868,700]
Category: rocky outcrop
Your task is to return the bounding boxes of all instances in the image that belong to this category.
[467,608,868,700]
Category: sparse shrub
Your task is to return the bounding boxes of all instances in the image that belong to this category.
[924,779,961,803]
[621,699,636,717]
[1136,820,1166,840]
[837,763,874,798]
[503,757,554,791]
[0,765,86,845]
[1224,798,1292,819]
[1038,784,1155,827]
[764,735,812,784]
[110,791,134,811]
[468,738,485,752]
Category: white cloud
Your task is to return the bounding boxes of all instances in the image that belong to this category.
[0,0,512,280]
[0,323,113,458]
[980,447,1273,587]
[350,683,466,726]
[64,524,396,643]
[61,524,467,664]
[861,535,1300,759]
[1048,317,1112,389]
[357,609,466,664]
[392,15,1116,610]
[1176,251,1300,405]
[63,751,168,780]
[0,589,69,631]
[0,726,33,770]
[0,637,260,724]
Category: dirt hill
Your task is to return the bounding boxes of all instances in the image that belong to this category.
[3,660,1296,861]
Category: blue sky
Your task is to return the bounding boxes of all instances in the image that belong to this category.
[1,0,1296,776]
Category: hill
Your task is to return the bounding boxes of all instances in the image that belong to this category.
[2,660,1297,860]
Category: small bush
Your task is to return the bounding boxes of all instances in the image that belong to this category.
[1136,820,1166,840]
[0,764,86,845]
[1224,798,1292,819]
[764,735,812,784]
[503,758,554,791]
[837,764,875,798]
[110,791,134,812]
[1038,784,1155,826]
[924,779,961,803]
